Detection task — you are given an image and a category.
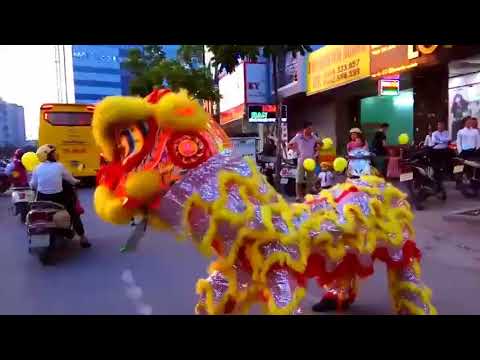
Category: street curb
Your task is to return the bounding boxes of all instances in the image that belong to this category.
[443,208,480,223]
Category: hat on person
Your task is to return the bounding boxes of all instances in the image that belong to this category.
[349,128,362,134]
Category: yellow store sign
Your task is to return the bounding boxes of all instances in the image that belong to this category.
[307,45,371,96]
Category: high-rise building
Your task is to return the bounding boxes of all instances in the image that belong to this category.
[71,45,143,104]
[0,98,26,147]
[70,45,180,104]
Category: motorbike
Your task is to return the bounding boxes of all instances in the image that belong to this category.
[256,154,275,187]
[26,201,74,265]
[454,157,480,198]
[399,148,447,210]
[346,149,377,178]
[279,158,297,197]
[10,187,35,223]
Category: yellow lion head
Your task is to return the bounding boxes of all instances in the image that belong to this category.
[92,88,231,227]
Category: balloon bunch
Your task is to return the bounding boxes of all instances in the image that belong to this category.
[321,137,333,150]
[303,137,348,173]
[21,152,40,172]
[398,133,409,145]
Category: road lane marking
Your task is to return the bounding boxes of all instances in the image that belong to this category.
[121,269,153,315]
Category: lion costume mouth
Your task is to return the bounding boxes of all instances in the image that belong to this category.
[92,88,232,225]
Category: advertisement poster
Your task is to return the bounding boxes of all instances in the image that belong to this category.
[219,63,245,125]
[245,63,269,104]
[247,104,287,123]
[448,72,480,140]
[307,45,370,96]
[370,45,443,78]
[278,52,299,88]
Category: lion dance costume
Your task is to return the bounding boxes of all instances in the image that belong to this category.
[92,88,436,315]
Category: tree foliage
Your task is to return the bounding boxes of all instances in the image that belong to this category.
[206,45,312,74]
[176,45,204,69]
[123,45,219,102]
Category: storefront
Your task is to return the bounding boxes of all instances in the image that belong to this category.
[448,53,480,141]
[294,45,444,154]
[298,44,375,154]
[370,45,480,143]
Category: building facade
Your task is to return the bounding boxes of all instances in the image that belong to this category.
[71,45,143,103]
[0,98,26,147]
[71,45,180,104]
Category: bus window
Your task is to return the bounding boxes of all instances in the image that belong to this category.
[44,112,92,126]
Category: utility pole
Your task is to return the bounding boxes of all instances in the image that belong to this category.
[62,45,69,103]
[54,45,62,102]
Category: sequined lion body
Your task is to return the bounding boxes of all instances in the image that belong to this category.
[92,89,436,315]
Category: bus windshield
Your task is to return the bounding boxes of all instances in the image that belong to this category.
[44,112,92,126]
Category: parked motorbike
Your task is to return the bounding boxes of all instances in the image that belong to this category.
[454,157,480,198]
[10,187,35,223]
[26,201,74,265]
[256,154,275,187]
[279,158,297,197]
[399,149,447,210]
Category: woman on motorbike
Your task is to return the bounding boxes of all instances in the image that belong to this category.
[5,149,28,188]
[29,144,91,248]
[347,128,368,153]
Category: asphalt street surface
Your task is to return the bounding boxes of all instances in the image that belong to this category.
[1,182,479,315]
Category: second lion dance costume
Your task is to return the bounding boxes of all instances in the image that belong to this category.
[92,88,437,315]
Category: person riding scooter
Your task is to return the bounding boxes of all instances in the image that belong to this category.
[5,149,28,188]
[29,144,91,248]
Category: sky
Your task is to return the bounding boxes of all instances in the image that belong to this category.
[0,45,58,140]
[0,45,180,141]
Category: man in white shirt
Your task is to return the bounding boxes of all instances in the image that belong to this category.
[456,117,480,160]
[30,144,91,250]
[429,121,452,194]
[431,121,450,150]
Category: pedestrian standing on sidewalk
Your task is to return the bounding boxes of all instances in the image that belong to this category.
[457,117,480,160]
[315,162,335,192]
[371,123,390,176]
[430,121,451,194]
[423,124,434,148]
[288,121,318,202]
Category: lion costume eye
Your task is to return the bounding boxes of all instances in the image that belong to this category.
[116,122,148,162]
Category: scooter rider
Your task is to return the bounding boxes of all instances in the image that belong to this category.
[5,149,28,188]
[29,144,91,248]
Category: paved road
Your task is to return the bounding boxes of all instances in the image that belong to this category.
[1,183,479,315]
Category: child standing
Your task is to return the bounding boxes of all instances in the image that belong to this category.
[315,162,335,192]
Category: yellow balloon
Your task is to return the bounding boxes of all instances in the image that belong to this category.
[322,137,333,150]
[333,157,348,172]
[21,152,40,172]
[303,158,316,172]
[398,133,409,145]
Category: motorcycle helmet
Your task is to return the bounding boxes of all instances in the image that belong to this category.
[14,149,24,159]
[36,144,56,162]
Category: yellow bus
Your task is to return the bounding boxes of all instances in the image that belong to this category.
[38,103,100,179]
